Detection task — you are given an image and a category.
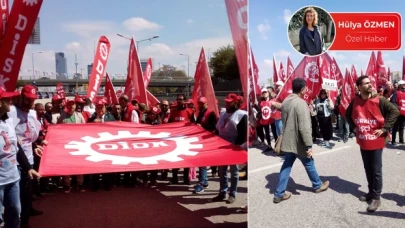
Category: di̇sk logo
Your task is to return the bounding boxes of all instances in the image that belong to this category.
[65,131,202,165]
[345,82,352,98]
[261,106,271,120]
[31,89,36,94]
[99,43,109,61]
[304,61,319,82]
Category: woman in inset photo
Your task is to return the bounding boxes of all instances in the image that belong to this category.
[299,7,324,56]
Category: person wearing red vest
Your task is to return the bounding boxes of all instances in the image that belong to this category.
[118,95,140,187]
[390,80,405,146]
[256,89,273,152]
[346,75,399,212]
[193,97,218,194]
[169,94,196,185]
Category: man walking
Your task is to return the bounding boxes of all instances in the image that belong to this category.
[273,78,329,204]
[346,75,399,212]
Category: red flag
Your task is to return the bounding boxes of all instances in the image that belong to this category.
[318,54,337,103]
[339,68,355,118]
[351,65,358,86]
[146,91,160,106]
[402,56,405,80]
[125,38,147,105]
[279,61,287,83]
[0,0,9,41]
[143,58,152,88]
[56,82,65,99]
[38,122,247,176]
[376,51,388,88]
[387,67,391,82]
[225,0,248,101]
[87,36,111,102]
[0,0,43,91]
[365,51,377,89]
[104,73,118,105]
[330,56,344,88]
[273,55,279,83]
[191,48,219,117]
[116,90,123,98]
[278,56,318,103]
[250,47,261,97]
[286,56,294,78]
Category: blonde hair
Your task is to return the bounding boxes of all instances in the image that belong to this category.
[302,7,318,27]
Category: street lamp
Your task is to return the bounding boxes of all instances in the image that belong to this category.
[179,53,190,97]
[116,33,159,51]
[32,51,42,79]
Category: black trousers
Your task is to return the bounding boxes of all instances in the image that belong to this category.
[256,124,271,145]
[123,172,139,186]
[19,169,33,225]
[91,173,114,190]
[360,149,383,200]
[392,115,405,143]
[172,168,190,182]
[271,122,278,142]
[317,115,333,141]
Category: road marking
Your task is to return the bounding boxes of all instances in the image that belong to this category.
[249,145,352,174]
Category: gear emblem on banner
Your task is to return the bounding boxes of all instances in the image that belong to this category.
[23,0,39,6]
[65,131,202,165]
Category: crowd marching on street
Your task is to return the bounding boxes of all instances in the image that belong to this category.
[0,86,248,228]
[252,76,404,213]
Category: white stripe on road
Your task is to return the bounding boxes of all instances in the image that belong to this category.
[249,145,352,174]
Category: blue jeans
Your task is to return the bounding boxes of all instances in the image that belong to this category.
[274,152,322,198]
[338,115,350,138]
[198,167,208,185]
[0,180,21,228]
[218,165,239,197]
[274,119,283,137]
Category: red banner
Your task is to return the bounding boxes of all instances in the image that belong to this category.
[146,90,160,106]
[191,47,219,117]
[56,82,65,99]
[104,73,118,105]
[143,58,152,88]
[0,0,9,42]
[0,0,43,91]
[273,55,278,83]
[125,38,147,105]
[225,0,248,101]
[365,51,377,89]
[339,68,355,118]
[38,122,247,176]
[87,36,110,102]
[329,13,401,51]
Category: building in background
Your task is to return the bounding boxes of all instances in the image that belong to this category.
[140,58,154,72]
[87,64,93,75]
[55,52,67,79]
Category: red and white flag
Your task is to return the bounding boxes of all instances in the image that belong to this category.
[225,0,248,101]
[376,51,388,88]
[0,0,43,91]
[38,122,247,176]
[387,67,391,82]
[116,90,123,98]
[0,0,9,42]
[104,73,118,105]
[339,68,356,118]
[56,82,65,99]
[286,56,294,78]
[87,36,111,102]
[279,61,286,83]
[124,38,147,105]
[249,47,261,100]
[143,58,153,88]
[330,56,343,88]
[318,54,338,103]
[273,55,279,83]
[191,47,219,117]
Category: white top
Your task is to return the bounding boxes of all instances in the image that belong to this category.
[0,117,20,185]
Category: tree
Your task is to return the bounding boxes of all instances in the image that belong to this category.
[209,45,240,82]
[151,64,187,79]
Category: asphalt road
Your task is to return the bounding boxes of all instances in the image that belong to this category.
[249,134,405,228]
[30,171,247,228]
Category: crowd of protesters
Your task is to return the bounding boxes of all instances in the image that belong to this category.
[0,86,248,228]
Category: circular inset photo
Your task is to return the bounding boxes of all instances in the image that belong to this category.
[287,6,335,56]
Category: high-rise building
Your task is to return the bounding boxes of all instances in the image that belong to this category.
[140,58,154,72]
[55,52,67,79]
[87,64,93,76]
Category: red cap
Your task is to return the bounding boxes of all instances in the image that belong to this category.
[21,85,37,99]
[75,96,85,103]
[0,87,20,99]
[52,94,63,102]
[224,93,243,103]
[150,106,161,114]
[66,99,75,105]
[187,99,194,104]
[198,97,208,104]
[95,98,107,106]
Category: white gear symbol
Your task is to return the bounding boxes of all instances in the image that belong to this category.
[65,131,203,165]
[23,0,38,6]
